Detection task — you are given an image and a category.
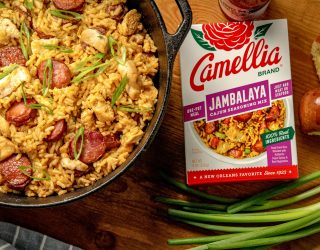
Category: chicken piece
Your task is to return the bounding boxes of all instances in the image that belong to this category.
[106,3,127,20]
[31,38,59,54]
[0,18,20,45]
[122,127,143,146]
[0,66,31,98]
[225,126,247,143]
[0,136,17,162]
[0,116,11,138]
[34,0,44,9]
[80,29,108,53]
[216,141,236,154]
[266,121,282,131]
[129,34,144,45]
[92,101,115,124]
[119,9,141,36]
[141,85,158,103]
[60,158,89,172]
[118,60,142,100]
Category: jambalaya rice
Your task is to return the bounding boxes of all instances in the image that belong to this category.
[193,100,286,159]
[0,0,159,197]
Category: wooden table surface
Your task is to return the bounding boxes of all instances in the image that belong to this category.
[1,0,320,249]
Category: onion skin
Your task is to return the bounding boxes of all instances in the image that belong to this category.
[299,88,320,135]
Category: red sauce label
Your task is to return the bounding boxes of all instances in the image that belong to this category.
[229,0,270,9]
[219,0,271,21]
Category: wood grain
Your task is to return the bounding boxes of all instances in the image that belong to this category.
[1,0,320,249]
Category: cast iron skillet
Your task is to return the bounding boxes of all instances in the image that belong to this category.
[0,0,192,207]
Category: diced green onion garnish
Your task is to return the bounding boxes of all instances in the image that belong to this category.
[21,82,53,115]
[21,81,27,104]
[215,131,226,139]
[71,61,110,84]
[117,105,152,113]
[0,2,5,8]
[117,46,127,65]
[50,9,82,20]
[42,44,73,53]
[108,36,117,57]
[29,103,54,115]
[73,53,105,73]
[24,0,34,11]
[17,165,51,181]
[95,53,105,60]
[19,21,31,60]
[74,127,85,160]
[111,75,128,107]
[245,148,251,154]
[42,59,53,97]
[28,103,53,115]
[0,64,19,80]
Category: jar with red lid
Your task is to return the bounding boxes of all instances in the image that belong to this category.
[219,0,271,21]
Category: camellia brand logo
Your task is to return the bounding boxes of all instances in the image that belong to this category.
[190,21,282,91]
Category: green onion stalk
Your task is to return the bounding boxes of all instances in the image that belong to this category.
[170,218,265,233]
[159,171,237,204]
[157,181,320,213]
[208,222,320,249]
[188,209,320,250]
[159,171,320,248]
[19,21,31,60]
[227,171,320,213]
[168,201,320,224]
[169,222,320,248]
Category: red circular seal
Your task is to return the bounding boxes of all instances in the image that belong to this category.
[202,22,254,51]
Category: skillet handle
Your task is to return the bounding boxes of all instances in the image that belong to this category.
[151,0,192,63]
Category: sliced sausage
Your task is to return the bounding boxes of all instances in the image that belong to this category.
[210,137,220,149]
[252,138,265,153]
[204,122,218,134]
[37,60,71,89]
[265,106,280,122]
[52,0,85,11]
[105,134,121,150]
[228,149,243,158]
[69,130,108,164]
[222,118,231,124]
[45,119,67,142]
[6,99,37,127]
[0,46,26,67]
[233,112,253,123]
[0,154,32,190]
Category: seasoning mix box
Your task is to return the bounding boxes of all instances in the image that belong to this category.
[180,19,298,185]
